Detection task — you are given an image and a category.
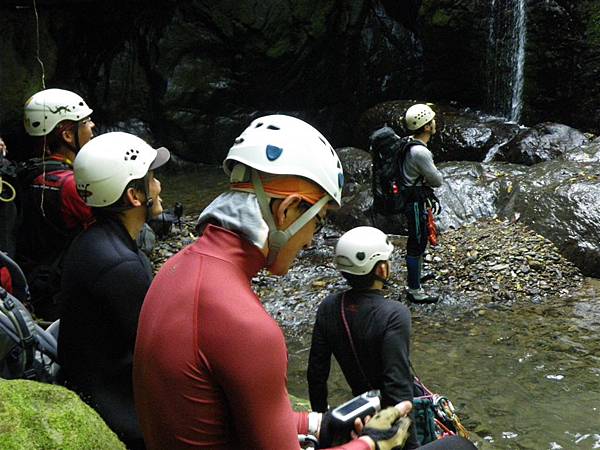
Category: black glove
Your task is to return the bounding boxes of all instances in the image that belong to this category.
[361,408,412,450]
[424,191,441,215]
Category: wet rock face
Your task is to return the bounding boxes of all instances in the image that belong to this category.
[1,0,426,163]
[501,160,600,277]
[561,136,600,163]
[433,162,528,231]
[417,0,600,133]
[332,145,600,277]
[491,123,590,165]
[357,101,521,163]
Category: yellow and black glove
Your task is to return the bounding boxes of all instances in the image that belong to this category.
[361,407,412,450]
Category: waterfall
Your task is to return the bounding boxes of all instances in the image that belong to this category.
[486,0,527,123]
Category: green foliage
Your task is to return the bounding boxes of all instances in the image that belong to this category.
[431,10,451,27]
[289,393,311,412]
[0,380,125,450]
[586,3,600,46]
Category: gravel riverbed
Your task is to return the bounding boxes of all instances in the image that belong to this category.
[149,215,584,335]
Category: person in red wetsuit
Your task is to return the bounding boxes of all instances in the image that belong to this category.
[17,88,96,319]
[133,115,411,450]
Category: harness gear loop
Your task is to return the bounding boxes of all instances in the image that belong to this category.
[0,176,17,202]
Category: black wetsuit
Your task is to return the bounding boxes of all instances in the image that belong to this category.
[307,288,419,449]
[58,216,151,449]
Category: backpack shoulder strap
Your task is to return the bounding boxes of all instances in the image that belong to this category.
[0,289,36,379]
[397,139,425,186]
[18,158,71,185]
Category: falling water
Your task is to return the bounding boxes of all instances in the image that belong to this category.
[486,0,527,122]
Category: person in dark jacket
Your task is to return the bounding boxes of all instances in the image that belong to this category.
[17,88,96,320]
[308,226,420,449]
[58,131,169,450]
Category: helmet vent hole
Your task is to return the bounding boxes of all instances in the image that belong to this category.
[32,121,40,128]
[255,122,263,128]
[130,155,137,160]
[234,137,244,144]
[319,137,326,145]
[267,125,280,130]
[356,252,365,261]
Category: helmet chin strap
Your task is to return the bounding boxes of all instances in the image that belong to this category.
[251,169,330,265]
[143,172,154,222]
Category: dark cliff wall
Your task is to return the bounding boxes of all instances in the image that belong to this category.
[0,0,598,163]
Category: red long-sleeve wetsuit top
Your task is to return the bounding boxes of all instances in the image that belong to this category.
[133,224,370,450]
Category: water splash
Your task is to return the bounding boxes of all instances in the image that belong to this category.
[486,0,527,122]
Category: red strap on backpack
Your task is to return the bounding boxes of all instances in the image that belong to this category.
[427,208,438,246]
[0,266,13,294]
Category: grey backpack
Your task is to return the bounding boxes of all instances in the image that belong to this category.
[0,251,59,382]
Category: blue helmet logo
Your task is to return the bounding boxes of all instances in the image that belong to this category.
[266,145,283,161]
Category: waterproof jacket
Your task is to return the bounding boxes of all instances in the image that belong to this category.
[133,224,370,450]
[308,288,419,449]
[17,154,93,266]
[58,216,151,449]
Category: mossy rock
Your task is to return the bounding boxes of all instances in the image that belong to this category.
[0,379,125,450]
[289,393,311,412]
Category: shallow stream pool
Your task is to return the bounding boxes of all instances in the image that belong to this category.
[161,168,600,449]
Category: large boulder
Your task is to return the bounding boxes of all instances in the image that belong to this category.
[434,162,528,231]
[560,136,600,163]
[0,379,125,449]
[490,122,590,165]
[499,160,600,277]
[357,100,521,162]
[331,146,529,235]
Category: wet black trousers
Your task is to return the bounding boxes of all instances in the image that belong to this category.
[404,201,428,257]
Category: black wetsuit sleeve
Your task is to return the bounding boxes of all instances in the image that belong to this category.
[307,305,332,412]
[92,259,151,348]
[380,309,413,406]
[381,308,420,449]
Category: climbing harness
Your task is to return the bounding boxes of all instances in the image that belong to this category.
[413,377,470,443]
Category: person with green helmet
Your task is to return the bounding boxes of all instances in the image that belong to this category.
[133,115,411,450]
[402,104,443,304]
[16,88,96,320]
[58,131,170,450]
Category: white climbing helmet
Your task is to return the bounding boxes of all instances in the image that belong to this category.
[23,88,93,137]
[224,114,344,206]
[74,132,170,207]
[405,104,435,131]
[335,226,394,275]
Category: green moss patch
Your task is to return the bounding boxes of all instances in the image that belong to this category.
[0,380,125,450]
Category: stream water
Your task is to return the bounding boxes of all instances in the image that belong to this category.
[160,168,600,449]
